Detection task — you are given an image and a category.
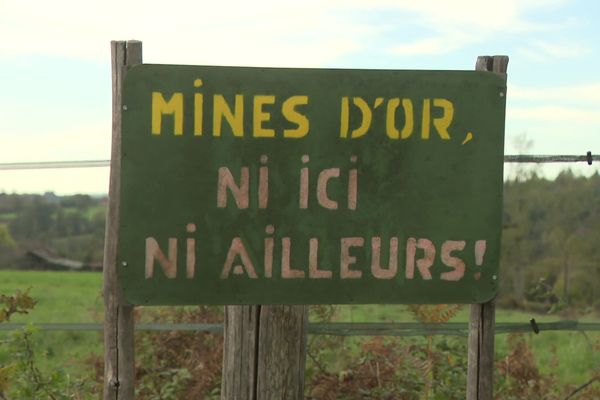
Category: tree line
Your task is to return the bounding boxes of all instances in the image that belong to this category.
[501,169,600,311]
[1,170,600,310]
[0,192,106,267]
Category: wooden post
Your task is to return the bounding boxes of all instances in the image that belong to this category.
[221,305,260,400]
[103,40,142,400]
[467,299,496,400]
[255,305,308,399]
[222,305,308,400]
[466,55,508,400]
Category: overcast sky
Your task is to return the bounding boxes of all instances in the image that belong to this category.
[1,0,599,194]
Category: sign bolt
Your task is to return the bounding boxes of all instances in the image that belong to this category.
[492,274,497,280]
[121,261,128,267]
[122,105,128,111]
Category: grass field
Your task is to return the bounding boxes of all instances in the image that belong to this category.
[0,270,598,389]
[0,270,104,377]
[0,270,103,323]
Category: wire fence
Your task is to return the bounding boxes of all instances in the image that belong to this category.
[0,152,599,170]
[1,321,600,336]
[0,160,110,170]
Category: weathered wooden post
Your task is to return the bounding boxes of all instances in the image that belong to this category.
[467,55,509,400]
[221,305,260,400]
[222,305,308,400]
[255,305,308,399]
[103,40,141,400]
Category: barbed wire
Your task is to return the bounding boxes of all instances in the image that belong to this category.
[0,153,599,170]
[504,153,599,163]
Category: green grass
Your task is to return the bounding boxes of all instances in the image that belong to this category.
[0,270,104,378]
[0,270,598,389]
[0,270,103,322]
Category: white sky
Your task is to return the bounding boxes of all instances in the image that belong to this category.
[1,0,599,194]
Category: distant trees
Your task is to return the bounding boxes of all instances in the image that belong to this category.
[0,193,106,266]
[0,224,15,249]
[0,224,17,267]
[2,171,600,309]
[501,170,600,310]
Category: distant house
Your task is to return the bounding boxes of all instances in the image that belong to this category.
[20,248,102,272]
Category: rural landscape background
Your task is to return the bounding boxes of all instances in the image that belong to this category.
[2,0,600,398]
[1,166,600,398]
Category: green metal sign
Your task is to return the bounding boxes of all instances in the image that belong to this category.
[118,64,506,305]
